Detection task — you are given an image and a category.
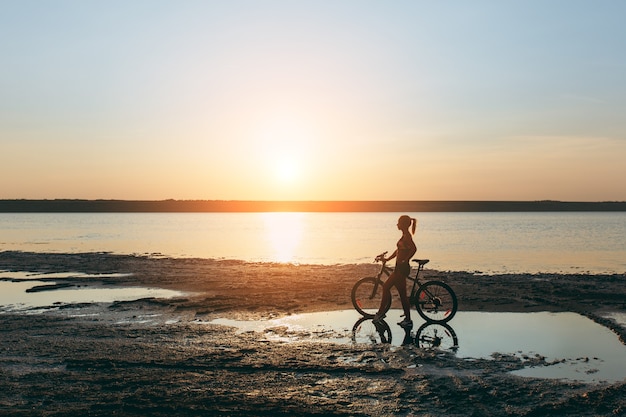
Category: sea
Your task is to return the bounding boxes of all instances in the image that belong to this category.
[1,212,625,274]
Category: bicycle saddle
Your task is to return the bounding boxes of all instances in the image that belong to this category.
[412,259,430,266]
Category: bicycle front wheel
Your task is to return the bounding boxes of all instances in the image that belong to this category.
[414,280,457,323]
[351,277,390,318]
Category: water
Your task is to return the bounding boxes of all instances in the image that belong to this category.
[0,270,186,313]
[211,309,626,384]
[1,212,626,274]
[2,212,624,384]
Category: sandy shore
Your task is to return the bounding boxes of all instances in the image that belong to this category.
[1,251,625,416]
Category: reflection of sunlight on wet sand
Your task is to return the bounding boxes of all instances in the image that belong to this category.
[261,213,304,263]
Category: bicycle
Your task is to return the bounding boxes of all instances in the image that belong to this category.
[351,252,458,323]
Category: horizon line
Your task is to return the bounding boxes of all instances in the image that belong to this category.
[1,199,625,213]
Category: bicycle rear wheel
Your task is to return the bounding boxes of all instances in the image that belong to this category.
[413,280,457,323]
[351,277,390,318]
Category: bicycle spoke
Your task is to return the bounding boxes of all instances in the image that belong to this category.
[351,277,390,317]
[414,281,457,323]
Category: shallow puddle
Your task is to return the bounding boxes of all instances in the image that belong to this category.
[0,271,185,313]
[211,309,626,384]
[0,271,133,280]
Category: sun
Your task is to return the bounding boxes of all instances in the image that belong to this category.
[273,157,300,184]
[252,112,319,190]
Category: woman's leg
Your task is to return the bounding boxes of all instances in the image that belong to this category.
[376,272,412,321]
[375,272,398,317]
[394,278,412,320]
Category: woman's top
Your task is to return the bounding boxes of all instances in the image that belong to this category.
[396,234,417,265]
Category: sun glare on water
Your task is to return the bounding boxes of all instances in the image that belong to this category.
[261,212,304,263]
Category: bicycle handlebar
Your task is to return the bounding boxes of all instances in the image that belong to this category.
[374,251,388,263]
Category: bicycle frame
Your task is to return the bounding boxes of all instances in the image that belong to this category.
[408,263,425,292]
[407,260,430,304]
[372,252,429,305]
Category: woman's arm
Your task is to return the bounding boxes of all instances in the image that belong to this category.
[384,250,397,262]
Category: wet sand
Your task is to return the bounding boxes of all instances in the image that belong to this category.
[1,251,625,416]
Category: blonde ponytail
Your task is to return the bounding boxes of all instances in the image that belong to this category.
[411,218,417,235]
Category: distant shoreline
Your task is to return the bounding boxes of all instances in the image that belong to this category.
[1,199,626,212]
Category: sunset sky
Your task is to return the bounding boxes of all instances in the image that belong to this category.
[2,1,625,201]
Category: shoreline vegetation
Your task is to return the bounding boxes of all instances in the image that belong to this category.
[1,199,626,212]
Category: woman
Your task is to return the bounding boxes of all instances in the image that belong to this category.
[373,215,417,328]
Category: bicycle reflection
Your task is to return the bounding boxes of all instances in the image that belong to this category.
[351,316,393,344]
[351,317,459,351]
[415,322,458,351]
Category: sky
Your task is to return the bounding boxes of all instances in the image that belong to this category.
[1,1,626,202]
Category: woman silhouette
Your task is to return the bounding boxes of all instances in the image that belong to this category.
[373,215,417,328]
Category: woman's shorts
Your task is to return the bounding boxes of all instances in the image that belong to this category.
[395,262,410,276]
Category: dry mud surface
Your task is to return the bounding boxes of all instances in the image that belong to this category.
[1,251,625,416]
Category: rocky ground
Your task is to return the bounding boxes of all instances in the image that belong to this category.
[1,251,625,416]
